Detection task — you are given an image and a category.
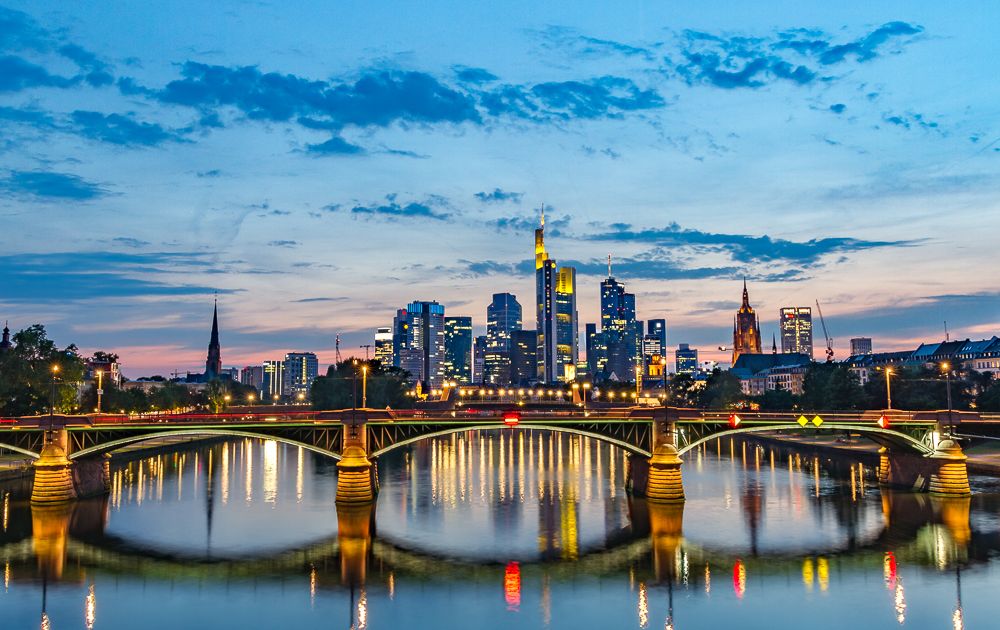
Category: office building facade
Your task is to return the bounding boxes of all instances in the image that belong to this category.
[779,307,813,358]
[392,301,447,389]
[443,316,473,384]
[283,352,319,399]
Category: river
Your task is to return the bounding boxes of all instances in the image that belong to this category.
[2,430,999,628]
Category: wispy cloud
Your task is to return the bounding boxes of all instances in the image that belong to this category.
[334,193,453,221]
[0,170,107,200]
[475,188,523,203]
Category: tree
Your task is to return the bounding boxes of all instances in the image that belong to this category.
[311,360,412,410]
[698,369,745,409]
[801,363,869,410]
[756,387,798,411]
[977,379,1000,411]
[0,324,85,416]
[666,373,699,407]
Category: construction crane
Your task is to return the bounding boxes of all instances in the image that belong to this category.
[815,300,834,363]
[360,344,372,361]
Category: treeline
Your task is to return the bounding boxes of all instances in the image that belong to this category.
[310,360,414,410]
[667,363,1000,411]
[0,324,256,415]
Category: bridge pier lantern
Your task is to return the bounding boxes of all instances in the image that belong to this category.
[30,431,77,504]
[928,439,971,497]
[645,443,685,503]
[336,446,377,504]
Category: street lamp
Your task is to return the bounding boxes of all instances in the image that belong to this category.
[247,392,256,406]
[297,392,306,404]
[883,367,894,410]
[95,369,104,414]
[583,382,591,413]
[942,362,954,435]
[660,358,668,401]
[49,364,60,428]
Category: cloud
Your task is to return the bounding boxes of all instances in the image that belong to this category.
[341,194,453,221]
[69,110,184,146]
[0,251,227,302]
[0,104,56,128]
[587,222,914,265]
[111,237,151,248]
[458,255,750,281]
[267,240,299,248]
[158,63,482,127]
[0,170,106,200]
[492,213,570,235]
[827,292,1000,341]
[196,169,222,178]
[0,54,75,92]
[881,111,940,132]
[829,103,846,114]
[292,296,349,303]
[306,135,365,155]
[676,22,922,89]
[453,66,498,84]
[534,26,655,60]
[518,76,664,120]
[475,188,523,203]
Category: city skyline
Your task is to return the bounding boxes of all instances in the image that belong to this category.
[1,2,998,375]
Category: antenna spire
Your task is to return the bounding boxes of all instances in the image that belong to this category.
[607,254,612,278]
[540,204,545,227]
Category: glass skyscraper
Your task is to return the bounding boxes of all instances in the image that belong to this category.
[392,301,447,389]
[779,307,813,358]
[535,212,577,383]
[443,316,473,384]
[374,326,393,368]
[484,293,522,384]
[675,344,698,375]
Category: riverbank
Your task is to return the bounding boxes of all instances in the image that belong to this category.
[752,432,1000,475]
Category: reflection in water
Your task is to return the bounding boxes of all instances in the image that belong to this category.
[0,434,997,628]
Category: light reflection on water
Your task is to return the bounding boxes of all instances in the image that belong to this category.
[0,431,996,629]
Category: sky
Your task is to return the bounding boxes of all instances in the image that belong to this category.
[1,0,998,377]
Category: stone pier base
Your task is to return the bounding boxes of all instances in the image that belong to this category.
[645,444,685,503]
[879,440,971,497]
[336,446,376,504]
[72,455,112,498]
[30,442,76,504]
[928,440,971,496]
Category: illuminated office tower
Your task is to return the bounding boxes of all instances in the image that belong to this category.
[675,344,698,375]
[240,365,263,391]
[262,360,284,400]
[283,352,318,399]
[484,293,522,384]
[374,326,393,368]
[598,261,640,381]
[850,337,873,356]
[535,211,577,382]
[392,300,447,389]
[510,330,538,386]
[443,316,473,384]
[779,307,813,358]
[474,335,487,382]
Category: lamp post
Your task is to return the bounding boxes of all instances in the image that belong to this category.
[247,392,256,407]
[49,364,60,430]
[660,358,668,401]
[942,362,954,435]
[883,367,893,410]
[361,365,368,408]
[95,369,103,414]
[583,382,591,413]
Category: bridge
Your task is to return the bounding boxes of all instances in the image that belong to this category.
[0,405,979,504]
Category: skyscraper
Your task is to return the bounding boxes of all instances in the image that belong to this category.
[374,326,393,368]
[393,301,447,389]
[779,307,813,358]
[484,293,522,384]
[643,318,667,376]
[733,279,762,364]
[535,211,578,382]
[262,360,283,400]
[443,316,473,384]
[510,330,538,386]
[283,352,319,399]
[474,335,487,382]
[850,337,873,356]
[598,262,641,382]
[675,344,698,375]
[240,365,264,390]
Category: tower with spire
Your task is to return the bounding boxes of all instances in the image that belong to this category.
[205,299,222,379]
[0,321,11,353]
[732,278,762,364]
[534,206,578,382]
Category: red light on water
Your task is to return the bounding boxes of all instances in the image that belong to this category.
[504,561,521,610]
[733,559,746,599]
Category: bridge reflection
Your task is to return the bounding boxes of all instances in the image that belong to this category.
[0,436,992,630]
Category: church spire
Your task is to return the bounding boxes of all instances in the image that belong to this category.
[205,297,222,378]
[772,333,777,354]
[0,320,10,352]
[742,276,750,309]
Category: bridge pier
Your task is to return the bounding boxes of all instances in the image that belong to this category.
[630,443,685,503]
[30,430,112,504]
[878,440,971,497]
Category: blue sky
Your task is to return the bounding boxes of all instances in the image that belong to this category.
[1,1,998,375]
